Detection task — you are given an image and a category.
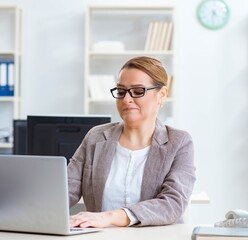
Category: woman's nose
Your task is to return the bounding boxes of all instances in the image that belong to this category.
[122,91,133,103]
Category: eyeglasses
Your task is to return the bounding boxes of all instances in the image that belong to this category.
[110,86,161,99]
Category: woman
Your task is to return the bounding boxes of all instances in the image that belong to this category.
[68,56,196,228]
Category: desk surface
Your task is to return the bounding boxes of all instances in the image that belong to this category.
[0,224,196,240]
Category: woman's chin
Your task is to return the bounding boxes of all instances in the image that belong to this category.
[121,114,142,125]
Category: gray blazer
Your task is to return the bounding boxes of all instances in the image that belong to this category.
[67,119,196,226]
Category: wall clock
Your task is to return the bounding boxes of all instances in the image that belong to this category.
[197,0,230,30]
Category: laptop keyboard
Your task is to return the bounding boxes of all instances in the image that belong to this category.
[70,228,86,232]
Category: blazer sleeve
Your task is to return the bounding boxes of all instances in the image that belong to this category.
[67,138,86,208]
[126,132,196,226]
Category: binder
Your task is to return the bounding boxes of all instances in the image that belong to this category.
[7,62,14,96]
[0,60,14,96]
[0,62,7,96]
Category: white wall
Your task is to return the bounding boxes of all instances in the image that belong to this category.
[176,0,248,223]
[0,0,248,224]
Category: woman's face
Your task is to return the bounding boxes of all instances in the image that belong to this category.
[116,68,166,126]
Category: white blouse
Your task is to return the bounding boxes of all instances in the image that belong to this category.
[102,143,150,225]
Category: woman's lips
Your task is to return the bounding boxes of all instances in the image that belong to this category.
[122,107,138,111]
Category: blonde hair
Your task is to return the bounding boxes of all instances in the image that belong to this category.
[120,56,167,87]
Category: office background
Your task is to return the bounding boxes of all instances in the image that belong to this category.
[0,0,247,225]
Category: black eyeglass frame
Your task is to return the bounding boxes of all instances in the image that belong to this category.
[110,86,161,99]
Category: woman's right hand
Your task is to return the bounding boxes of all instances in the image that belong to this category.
[70,209,130,228]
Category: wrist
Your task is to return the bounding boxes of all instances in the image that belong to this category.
[107,209,130,227]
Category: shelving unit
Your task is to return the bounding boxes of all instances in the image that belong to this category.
[84,4,175,124]
[0,6,22,152]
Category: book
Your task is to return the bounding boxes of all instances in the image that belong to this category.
[145,20,169,51]
[192,226,248,240]
[144,22,154,51]
[7,62,14,86]
[0,62,7,96]
[167,75,174,97]
[149,21,159,51]
[153,21,163,51]
[163,21,173,51]
[0,62,7,86]
[158,21,168,51]
[7,62,14,96]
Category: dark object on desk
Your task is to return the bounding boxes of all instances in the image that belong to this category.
[13,120,27,155]
[27,115,111,164]
[192,226,248,240]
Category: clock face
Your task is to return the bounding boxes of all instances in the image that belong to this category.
[197,0,230,30]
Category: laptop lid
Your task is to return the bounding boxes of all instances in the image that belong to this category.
[0,155,100,235]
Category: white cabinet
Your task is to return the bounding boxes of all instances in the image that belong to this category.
[0,6,22,151]
[84,5,175,124]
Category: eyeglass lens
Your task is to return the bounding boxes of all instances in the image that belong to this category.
[114,88,145,98]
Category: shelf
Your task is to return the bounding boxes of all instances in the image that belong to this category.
[0,97,20,102]
[0,142,13,149]
[89,50,174,57]
[88,5,175,11]
[0,6,22,130]
[85,5,175,123]
[0,50,21,55]
[0,6,18,10]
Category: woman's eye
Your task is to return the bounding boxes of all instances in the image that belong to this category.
[133,89,143,95]
[117,90,125,96]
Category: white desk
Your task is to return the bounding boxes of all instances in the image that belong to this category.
[0,224,196,240]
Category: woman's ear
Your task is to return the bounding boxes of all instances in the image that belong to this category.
[157,86,167,108]
[160,86,168,99]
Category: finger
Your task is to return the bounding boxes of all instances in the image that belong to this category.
[70,217,85,227]
[79,222,92,228]
[70,214,90,228]
[70,219,80,228]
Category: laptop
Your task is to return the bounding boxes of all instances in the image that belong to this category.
[0,155,101,235]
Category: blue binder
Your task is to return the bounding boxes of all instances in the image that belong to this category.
[0,60,14,96]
